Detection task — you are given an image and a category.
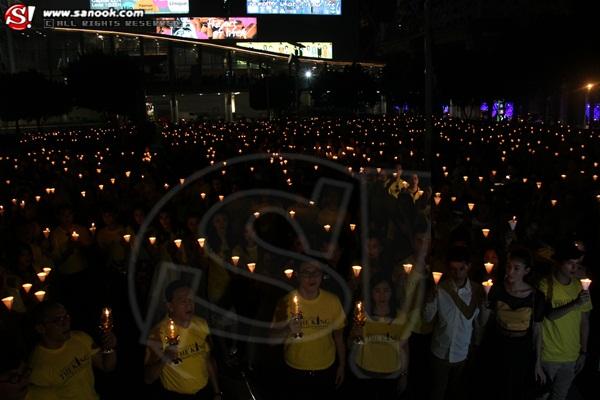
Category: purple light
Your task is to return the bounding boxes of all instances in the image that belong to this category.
[593,104,600,122]
[586,103,590,120]
[480,102,488,112]
[492,102,499,119]
[505,102,514,120]
[442,105,449,114]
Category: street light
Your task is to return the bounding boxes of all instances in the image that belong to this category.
[304,70,313,79]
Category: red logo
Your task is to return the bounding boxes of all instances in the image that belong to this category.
[4,4,35,30]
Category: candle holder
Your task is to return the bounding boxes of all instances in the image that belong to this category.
[165,319,181,364]
[99,307,115,354]
[353,301,367,344]
[291,295,303,339]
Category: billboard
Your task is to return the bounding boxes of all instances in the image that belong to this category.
[90,0,189,14]
[247,0,341,15]
[156,17,258,39]
[237,42,332,59]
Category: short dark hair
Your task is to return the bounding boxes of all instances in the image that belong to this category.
[553,241,584,262]
[165,280,191,303]
[508,247,534,270]
[31,301,64,326]
[446,245,471,264]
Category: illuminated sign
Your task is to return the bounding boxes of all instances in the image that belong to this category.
[247,0,341,15]
[156,17,258,39]
[236,42,332,59]
[90,0,189,15]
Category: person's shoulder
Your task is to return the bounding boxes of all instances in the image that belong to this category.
[319,289,342,304]
[191,315,209,330]
[70,330,94,347]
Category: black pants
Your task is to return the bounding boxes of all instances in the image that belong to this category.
[493,334,535,400]
[285,364,336,400]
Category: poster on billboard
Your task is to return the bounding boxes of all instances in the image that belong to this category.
[90,0,189,15]
[236,42,333,59]
[156,17,258,40]
[247,0,341,15]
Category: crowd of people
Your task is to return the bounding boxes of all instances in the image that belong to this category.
[0,115,597,400]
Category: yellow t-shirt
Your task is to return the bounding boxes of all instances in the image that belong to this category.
[539,276,593,362]
[28,331,99,400]
[50,226,89,274]
[273,289,346,371]
[355,311,412,373]
[146,316,211,395]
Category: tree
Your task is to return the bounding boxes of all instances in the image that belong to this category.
[65,52,146,122]
[311,65,379,113]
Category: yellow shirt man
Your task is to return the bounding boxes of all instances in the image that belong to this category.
[273,289,346,370]
[28,331,99,400]
[145,316,211,394]
[539,276,593,362]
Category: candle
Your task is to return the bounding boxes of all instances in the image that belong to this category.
[484,262,494,274]
[450,196,457,202]
[179,178,185,185]
[34,290,46,302]
[291,294,298,313]
[467,203,475,211]
[37,272,47,283]
[352,265,362,278]
[536,182,542,189]
[481,228,490,238]
[289,210,296,219]
[218,195,225,202]
[197,237,205,248]
[174,239,182,249]
[434,193,441,206]
[98,184,104,191]
[167,318,178,342]
[43,227,51,238]
[71,231,79,241]
[149,236,157,245]
[89,223,96,235]
[101,307,112,331]
[125,170,131,178]
[403,263,413,274]
[432,272,443,285]
[284,268,294,279]
[482,279,494,295]
[2,296,14,311]
[508,216,517,231]
[349,223,356,232]
[247,263,256,273]
[22,283,32,294]
[253,212,260,218]
[231,256,240,267]
[580,278,592,291]
[43,267,52,275]
[123,234,131,243]
[200,192,206,200]
[80,191,86,198]
[551,199,558,207]
[35,195,41,202]
[323,224,331,232]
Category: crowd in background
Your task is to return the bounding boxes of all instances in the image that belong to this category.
[0,115,597,400]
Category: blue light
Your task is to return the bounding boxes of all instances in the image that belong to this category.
[505,102,514,120]
[593,104,600,122]
[480,102,489,112]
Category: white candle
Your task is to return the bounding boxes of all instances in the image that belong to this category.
[352,265,362,278]
[123,234,131,243]
[484,262,494,274]
[197,238,205,248]
[37,272,47,283]
[349,223,356,232]
[231,256,240,267]
[403,263,413,274]
[284,268,294,279]
[34,290,46,302]
[580,279,592,291]
[323,224,331,232]
[247,263,256,273]
[482,228,490,238]
[174,239,182,249]
[149,236,157,245]
[2,296,14,311]
[22,283,32,294]
[482,279,494,295]
[432,272,443,285]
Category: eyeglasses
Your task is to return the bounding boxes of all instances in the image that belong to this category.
[0,366,31,385]
[44,313,70,325]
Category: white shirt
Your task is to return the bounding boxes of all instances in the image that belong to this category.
[423,280,479,363]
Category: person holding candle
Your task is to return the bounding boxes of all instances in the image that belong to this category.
[144,280,222,400]
[485,247,546,400]
[49,207,92,276]
[270,259,346,400]
[423,245,490,400]
[537,242,592,400]
[27,301,117,400]
[348,275,414,400]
